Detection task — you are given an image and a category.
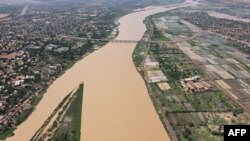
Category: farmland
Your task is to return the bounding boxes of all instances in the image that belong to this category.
[133,14,250,141]
[178,36,250,112]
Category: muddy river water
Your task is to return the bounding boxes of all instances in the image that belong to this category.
[7,1,196,141]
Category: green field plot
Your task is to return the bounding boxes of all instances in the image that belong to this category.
[186,91,239,112]
[133,43,147,67]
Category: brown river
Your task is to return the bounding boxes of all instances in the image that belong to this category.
[7,1,196,141]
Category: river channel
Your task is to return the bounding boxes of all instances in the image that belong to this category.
[7,1,196,141]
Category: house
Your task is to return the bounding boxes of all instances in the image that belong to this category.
[13,80,24,86]
[181,76,211,93]
[26,75,35,80]
[45,44,58,51]
[54,47,69,53]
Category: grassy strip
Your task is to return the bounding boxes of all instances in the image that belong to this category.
[52,83,84,141]
[30,92,72,141]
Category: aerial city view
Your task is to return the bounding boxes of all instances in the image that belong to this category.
[0,0,250,141]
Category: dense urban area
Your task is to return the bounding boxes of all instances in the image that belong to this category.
[0,4,116,139]
[0,0,250,140]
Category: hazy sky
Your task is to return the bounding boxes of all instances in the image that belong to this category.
[0,0,96,5]
[0,0,41,4]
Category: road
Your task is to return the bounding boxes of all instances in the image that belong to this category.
[0,5,28,22]
[19,6,28,16]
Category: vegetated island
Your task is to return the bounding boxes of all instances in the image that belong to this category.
[30,83,84,141]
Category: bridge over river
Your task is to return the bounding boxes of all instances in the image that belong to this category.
[60,35,168,44]
[59,33,203,44]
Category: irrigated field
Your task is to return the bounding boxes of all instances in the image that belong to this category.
[132,14,250,141]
